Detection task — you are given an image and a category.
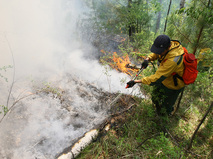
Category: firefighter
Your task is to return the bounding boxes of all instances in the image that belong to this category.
[127,35,185,115]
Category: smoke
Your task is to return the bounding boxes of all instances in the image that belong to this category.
[0,0,140,158]
[0,0,79,78]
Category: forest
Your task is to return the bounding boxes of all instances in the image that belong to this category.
[0,0,212,158]
[76,0,213,158]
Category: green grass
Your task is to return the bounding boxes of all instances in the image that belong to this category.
[77,67,213,159]
[77,95,212,159]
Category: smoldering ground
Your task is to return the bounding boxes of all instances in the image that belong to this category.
[0,0,140,158]
[0,75,118,158]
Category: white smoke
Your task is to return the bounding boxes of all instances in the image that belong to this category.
[0,0,140,158]
[0,0,79,79]
[0,0,134,93]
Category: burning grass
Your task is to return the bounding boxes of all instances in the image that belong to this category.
[100,51,139,76]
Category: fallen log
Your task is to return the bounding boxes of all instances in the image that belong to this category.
[57,94,138,159]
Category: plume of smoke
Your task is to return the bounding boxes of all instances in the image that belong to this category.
[0,0,135,98]
[0,0,80,79]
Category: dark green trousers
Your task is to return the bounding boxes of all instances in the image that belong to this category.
[151,83,184,115]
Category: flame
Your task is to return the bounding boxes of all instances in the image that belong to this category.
[110,52,138,75]
[100,50,139,76]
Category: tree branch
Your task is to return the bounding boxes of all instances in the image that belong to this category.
[187,101,213,150]
[165,128,202,158]
[4,34,16,108]
[137,132,160,148]
[0,93,34,124]
[172,23,192,44]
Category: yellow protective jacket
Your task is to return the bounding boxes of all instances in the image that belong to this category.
[141,41,185,90]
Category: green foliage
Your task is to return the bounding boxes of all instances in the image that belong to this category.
[0,65,13,82]
[168,0,213,54]
[41,82,62,98]
[82,0,160,53]
[183,2,213,25]
[0,65,12,117]
[184,70,213,109]
[82,0,213,56]
[117,31,155,63]
[145,132,183,158]
[130,31,155,52]
[118,42,134,55]
[123,0,152,32]
[198,49,213,70]
[0,105,8,115]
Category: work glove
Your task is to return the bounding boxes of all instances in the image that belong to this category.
[141,59,149,69]
[126,80,136,88]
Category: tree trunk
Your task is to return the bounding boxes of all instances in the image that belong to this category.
[155,0,162,34]
[192,0,211,55]
[192,26,204,55]
[180,0,185,9]
[128,0,132,37]
[136,0,142,33]
[128,0,135,37]
[164,0,172,33]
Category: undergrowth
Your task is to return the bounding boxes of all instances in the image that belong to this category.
[77,98,212,158]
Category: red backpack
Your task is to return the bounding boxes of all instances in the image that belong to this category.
[173,47,198,85]
[182,47,198,85]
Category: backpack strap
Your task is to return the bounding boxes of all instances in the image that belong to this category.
[172,73,183,86]
[172,54,184,86]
